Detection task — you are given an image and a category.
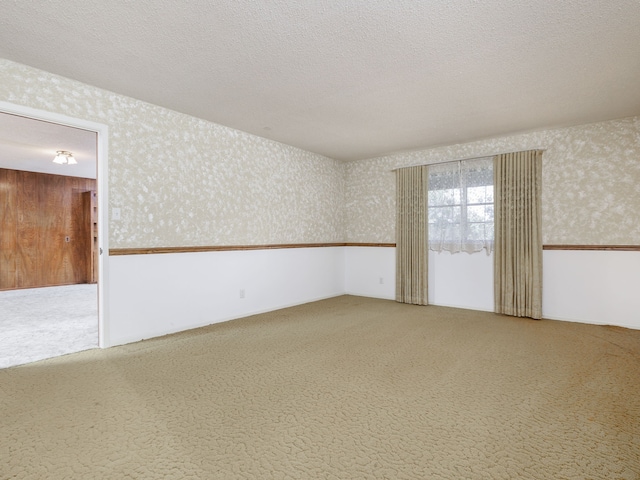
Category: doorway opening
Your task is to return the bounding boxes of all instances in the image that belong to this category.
[0,102,109,367]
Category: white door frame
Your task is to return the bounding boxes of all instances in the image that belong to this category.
[0,101,111,348]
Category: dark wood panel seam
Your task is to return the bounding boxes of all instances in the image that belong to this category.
[110,242,397,256]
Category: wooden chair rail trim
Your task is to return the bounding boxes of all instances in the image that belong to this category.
[109,242,397,256]
[543,245,640,251]
[343,243,396,248]
[110,243,640,256]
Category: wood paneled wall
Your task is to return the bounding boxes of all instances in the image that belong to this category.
[0,168,96,290]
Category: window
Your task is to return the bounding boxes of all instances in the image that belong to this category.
[428,157,494,254]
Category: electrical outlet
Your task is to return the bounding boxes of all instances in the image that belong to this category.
[239,289,245,299]
[379,277,384,285]
[112,207,121,221]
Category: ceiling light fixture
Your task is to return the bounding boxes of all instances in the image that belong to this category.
[53,150,77,165]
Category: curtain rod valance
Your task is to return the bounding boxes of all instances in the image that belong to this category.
[391,148,546,171]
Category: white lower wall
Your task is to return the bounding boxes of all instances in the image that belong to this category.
[106,247,346,346]
[345,247,640,330]
[428,250,494,311]
[543,250,640,329]
[104,246,639,347]
[343,247,494,310]
[344,247,396,299]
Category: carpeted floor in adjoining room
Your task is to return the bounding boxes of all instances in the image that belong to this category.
[0,284,98,369]
[1,295,639,479]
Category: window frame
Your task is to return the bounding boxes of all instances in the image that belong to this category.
[427,158,494,254]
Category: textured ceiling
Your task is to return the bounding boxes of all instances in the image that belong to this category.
[1,0,639,161]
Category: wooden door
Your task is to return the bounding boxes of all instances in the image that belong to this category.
[0,168,96,290]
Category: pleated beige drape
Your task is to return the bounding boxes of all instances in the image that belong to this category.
[396,165,428,305]
[494,150,543,319]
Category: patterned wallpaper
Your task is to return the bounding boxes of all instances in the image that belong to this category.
[0,60,345,248]
[345,116,640,245]
[2,59,638,248]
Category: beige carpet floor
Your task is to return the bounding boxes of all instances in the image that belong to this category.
[1,295,639,479]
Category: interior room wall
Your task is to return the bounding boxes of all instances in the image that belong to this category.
[0,59,347,345]
[345,116,640,244]
[2,58,638,343]
[0,60,346,249]
[344,116,640,328]
[109,247,346,346]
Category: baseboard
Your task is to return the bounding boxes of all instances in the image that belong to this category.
[542,313,640,331]
[427,301,494,313]
[344,291,395,301]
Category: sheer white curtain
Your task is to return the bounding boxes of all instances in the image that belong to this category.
[428,157,494,255]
